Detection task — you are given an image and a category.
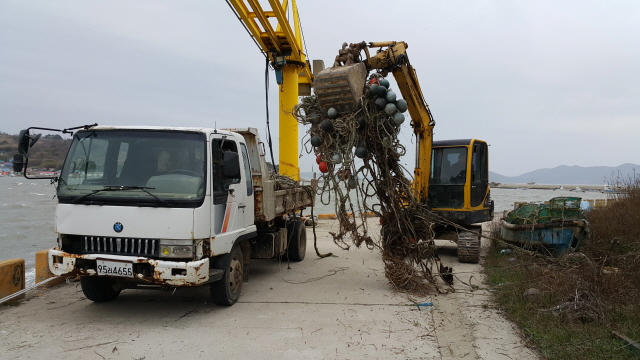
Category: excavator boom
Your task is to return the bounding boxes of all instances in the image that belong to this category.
[313,41,435,201]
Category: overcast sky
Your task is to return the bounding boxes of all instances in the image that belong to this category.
[1,1,638,176]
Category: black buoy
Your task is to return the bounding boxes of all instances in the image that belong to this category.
[310,135,323,147]
[320,119,334,132]
[355,145,368,159]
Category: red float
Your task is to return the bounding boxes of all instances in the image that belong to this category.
[319,161,329,173]
[316,154,322,164]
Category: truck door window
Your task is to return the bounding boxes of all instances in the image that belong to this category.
[212,139,240,204]
[241,144,253,196]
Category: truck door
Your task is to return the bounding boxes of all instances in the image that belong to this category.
[211,137,249,235]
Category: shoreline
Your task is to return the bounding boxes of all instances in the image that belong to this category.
[492,183,606,191]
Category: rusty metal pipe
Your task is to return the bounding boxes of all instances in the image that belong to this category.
[368,41,397,48]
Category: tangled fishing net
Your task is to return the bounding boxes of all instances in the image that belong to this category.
[294,74,450,294]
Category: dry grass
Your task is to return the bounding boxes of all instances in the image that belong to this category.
[484,178,640,360]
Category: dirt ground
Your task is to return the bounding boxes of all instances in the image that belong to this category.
[0,219,539,359]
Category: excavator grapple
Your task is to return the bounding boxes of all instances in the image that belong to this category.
[313,62,367,113]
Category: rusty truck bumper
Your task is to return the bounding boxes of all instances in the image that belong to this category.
[48,249,219,286]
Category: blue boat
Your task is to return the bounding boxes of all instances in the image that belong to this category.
[500,197,589,256]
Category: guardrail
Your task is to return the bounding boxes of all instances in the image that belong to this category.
[0,250,65,305]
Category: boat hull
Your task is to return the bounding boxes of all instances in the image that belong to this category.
[500,219,589,256]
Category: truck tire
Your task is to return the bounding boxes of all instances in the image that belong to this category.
[80,277,121,302]
[286,220,307,262]
[210,245,243,306]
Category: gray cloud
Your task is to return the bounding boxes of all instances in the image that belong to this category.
[1,1,638,177]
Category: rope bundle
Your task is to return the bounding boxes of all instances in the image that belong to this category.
[295,81,448,294]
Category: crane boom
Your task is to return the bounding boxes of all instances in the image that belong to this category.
[227,0,314,180]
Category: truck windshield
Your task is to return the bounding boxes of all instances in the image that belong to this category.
[57,130,206,206]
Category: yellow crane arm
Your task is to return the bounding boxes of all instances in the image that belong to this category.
[226,0,312,84]
[226,0,316,180]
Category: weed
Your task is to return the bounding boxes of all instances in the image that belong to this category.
[484,177,640,359]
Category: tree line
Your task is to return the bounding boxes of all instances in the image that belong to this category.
[0,133,72,170]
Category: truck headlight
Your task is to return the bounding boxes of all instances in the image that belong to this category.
[159,240,194,258]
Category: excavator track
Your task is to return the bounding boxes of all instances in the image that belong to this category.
[457,228,481,264]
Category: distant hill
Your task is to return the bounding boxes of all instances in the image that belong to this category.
[304,165,639,185]
[490,163,639,185]
[0,133,71,170]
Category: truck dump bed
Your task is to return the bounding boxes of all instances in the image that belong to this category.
[227,127,314,223]
[254,180,313,222]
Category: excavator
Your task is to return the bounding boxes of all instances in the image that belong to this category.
[223,1,492,262]
[313,41,494,263]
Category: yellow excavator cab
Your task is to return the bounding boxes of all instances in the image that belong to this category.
[429,139,493,225]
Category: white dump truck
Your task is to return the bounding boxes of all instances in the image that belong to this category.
[13,125,312,305]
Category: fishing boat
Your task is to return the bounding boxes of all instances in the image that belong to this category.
[500,197,589,256]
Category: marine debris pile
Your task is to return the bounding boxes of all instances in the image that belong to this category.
[295,73,447,294]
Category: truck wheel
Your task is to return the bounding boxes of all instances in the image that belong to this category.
[80,277,121,302]
[210,245,243,306]
[286,220,307,261]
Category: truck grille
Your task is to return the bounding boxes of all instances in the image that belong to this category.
[81,236,159,257]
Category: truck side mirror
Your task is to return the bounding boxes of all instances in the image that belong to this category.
[18,130,30,155]
[17,129,41,156]
[221,151,240,178]
[13,154,25,172]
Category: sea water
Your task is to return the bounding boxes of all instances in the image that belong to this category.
[0,177,57,285]
[0,176,612,285]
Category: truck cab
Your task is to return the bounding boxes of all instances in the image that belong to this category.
[14,125,311,305]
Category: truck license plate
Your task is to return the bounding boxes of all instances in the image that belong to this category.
[96,260,133,278]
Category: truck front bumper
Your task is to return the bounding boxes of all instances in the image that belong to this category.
[48,249,221,286]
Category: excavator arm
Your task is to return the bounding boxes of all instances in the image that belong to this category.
[364,41,435,203]
[313,41,492,264]
[315,41,435,202]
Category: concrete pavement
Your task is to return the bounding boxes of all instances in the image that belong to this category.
[0,219,539,359]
